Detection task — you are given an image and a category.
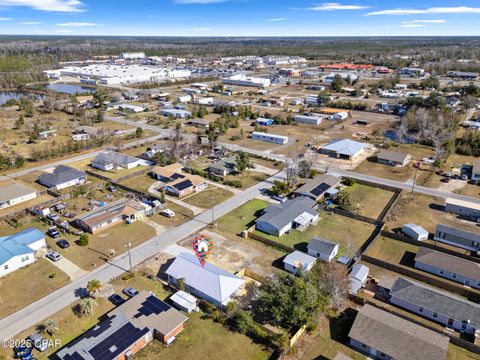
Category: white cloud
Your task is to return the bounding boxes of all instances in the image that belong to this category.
[192,27,212,31]
[368,6,480,16]
[56,22,101,27]
[266,18,290,22]
[175,0,225,4]
[402,20,447,24]
[20,21,41,24]
[400,24,425,28]
[1,0,84,13]
[309,2,369,11]
[0,17,12,21]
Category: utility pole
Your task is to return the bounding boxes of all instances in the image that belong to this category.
[211,190,215,227]
[411,166,419,193]
[126,242,132,271]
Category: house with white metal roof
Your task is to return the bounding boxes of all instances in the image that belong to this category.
[0,228,46,277]
[91,151,143,171]
[320,139,367,160]
[283,251,317,274]
[165,253,244,307]
[0,182,37,210]
[349,264,369,294]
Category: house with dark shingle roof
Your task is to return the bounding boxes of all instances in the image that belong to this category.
[415,247,480,289]
[377,149,411,167]
[349,304,449,360]
[208,157,237,177]
[38,165,87,190]
[390,277,480,337]
[255,197,318,237]
[294,175,341,202]
[307,237,339,262]
[56,291,188,360]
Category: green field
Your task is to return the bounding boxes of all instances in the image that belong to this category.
[136,312,271,360]
[344,183,395,219]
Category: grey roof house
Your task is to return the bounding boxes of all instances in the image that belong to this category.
[415,247,480,289]
[319,139,367,160]
[377,150,411,167]
[91,151,143,171]
[294,175,341,201]
[348,304,449,360]
[255,197,318,237]
[38,165,87,191]
[283,250,317,274]
[208,156,237,177]
[307,237,339,262]
[434,224,480,252]
[165,253,244,307]
[390,277,480,337]
[349,264,369,294]
[0,182,37,210]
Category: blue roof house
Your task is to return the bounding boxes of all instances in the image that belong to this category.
[165,253,245,307]
[0,228,46,277]
[320,139,367,160]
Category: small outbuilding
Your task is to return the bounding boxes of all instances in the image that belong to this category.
[307,237,339,262]
[283,251,317,274]
[402,223,429,241]
[170,290,197,313]
[349,264,369,294]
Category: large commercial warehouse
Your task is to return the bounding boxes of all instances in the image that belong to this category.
[45,64,191,85]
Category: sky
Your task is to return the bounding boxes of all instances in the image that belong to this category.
[0,0,480,37]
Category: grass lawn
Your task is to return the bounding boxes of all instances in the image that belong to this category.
[224,170,270,189]
[119,173,157,193]
[136,312,271,360]
[150,202,194,227]
[384,192,479,234]
[253,211,375,257]
[216,199,269,236]
[294,310,365,360]
[184,186,234,209]
[366,236,419,264]
[0,259,70,319]
[354,159,416,183]
[49,221,157,271]
[344,183,395,219]
[448,343,480,360]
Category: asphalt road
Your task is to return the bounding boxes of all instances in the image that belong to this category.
[0,170,284,340]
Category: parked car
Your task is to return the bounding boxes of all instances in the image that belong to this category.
[440,177,450,183]
[46,228,60,239]
[444,172,452,178]
[160,209,175,218]
[272,195,287,203]
[27,333,48,352]
[56,239,70,249]
[413,162,421,169]
[108,294,126,306]
[13,343,33,360]
[122,287,139,297]
[46,250,61,262]
[461,174,469,180]
[46,214,60,222]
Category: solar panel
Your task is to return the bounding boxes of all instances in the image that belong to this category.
[63,352,86,360]
[310,183,330,197]
[89,323,148,360]
[171,173,185,180]
[174,180,193,191]
[138,296,172,317]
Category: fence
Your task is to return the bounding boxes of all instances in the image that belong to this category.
[376,189,402,223]
[361,254,480,302]
[84,166,154,184]
[328,207,379,225]
[381,230,480,264]
[289,325,307,348]
[249,232,294,253]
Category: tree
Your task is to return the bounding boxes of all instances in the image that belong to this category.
[93,89,110,109]
[14,155,25,168]
[95,109,104,123]
[86,279,102,297]
[271,180,291,196]
[335,189,353,211]
[205,125,219,149]
[312,262,350,311]
[298,153,315,178]
[135,127,144,138]
[285,155,299,187]
[331,74,345,92]
[78,233,89,246]
[15,114,24,129]
[235,151,250,174]
[44,319,58,336]
[232,311,254,334]
[78,298,98,317]
[255,272,327,327]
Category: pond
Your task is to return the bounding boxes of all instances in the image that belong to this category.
[0,91,44,106]
[43,83,97,95]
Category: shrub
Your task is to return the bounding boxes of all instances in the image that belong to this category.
[223,180,242,188]
[49,273,56,279]
[78,234,89,246]
[121,272,135,281]
[343,177,356,186]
